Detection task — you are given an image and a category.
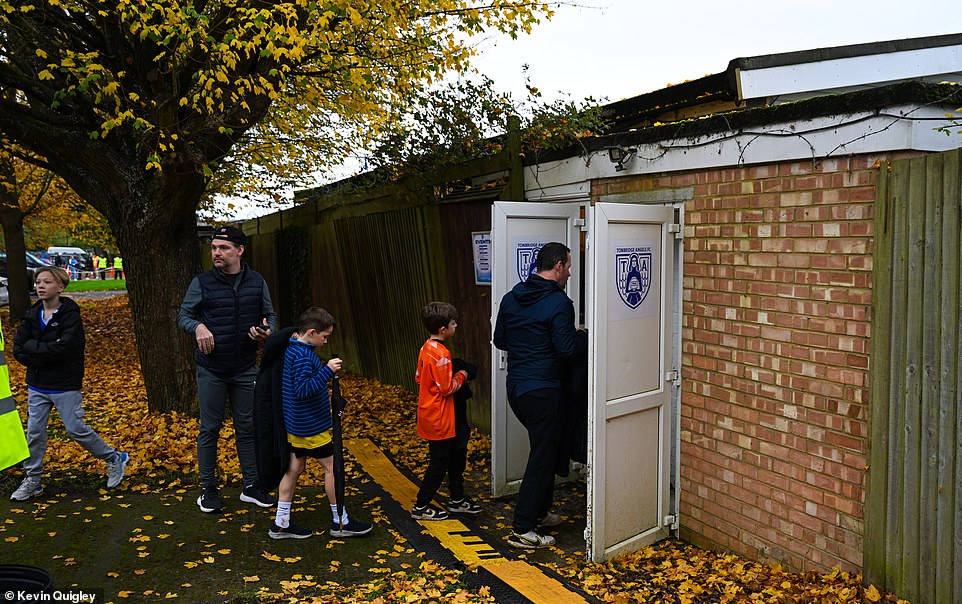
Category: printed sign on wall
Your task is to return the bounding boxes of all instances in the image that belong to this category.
[472,231,492,285]
[511,239,551,284]
[610,241,659,322]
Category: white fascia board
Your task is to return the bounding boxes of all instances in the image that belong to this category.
[738,45,962,100]
[523,171,592,202]
[523,105,960,198]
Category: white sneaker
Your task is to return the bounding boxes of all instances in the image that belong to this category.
[507,530,555,549]
[106,451,129,488]
[446,498,483,515]
[537,511,562,528]
[10,477,43,501]
[411,505,449,520]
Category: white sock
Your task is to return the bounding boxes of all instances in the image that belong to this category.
[275,502,292,528]
[330,504,349,526]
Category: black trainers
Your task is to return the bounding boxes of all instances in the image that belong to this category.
[240,485,275,508]
[268,522,312,540]
[411,504,449,520]
[446,498,482,515]
[330,518,373,538]
[197,486,223,513]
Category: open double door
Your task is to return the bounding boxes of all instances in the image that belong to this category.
[490,200,679,562]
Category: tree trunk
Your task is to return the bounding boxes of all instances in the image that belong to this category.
[110,197,204,415]
[0,206,32,323]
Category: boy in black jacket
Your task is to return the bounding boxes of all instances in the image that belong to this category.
[9,266,128,501]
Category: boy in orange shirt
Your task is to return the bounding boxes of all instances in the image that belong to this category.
[411,301,481,520]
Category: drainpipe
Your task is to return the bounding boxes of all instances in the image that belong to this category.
[505,114,524,201]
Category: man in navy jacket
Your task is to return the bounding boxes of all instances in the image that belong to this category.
[494,241,579,549]
[178,226,277,513]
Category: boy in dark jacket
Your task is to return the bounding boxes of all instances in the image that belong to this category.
[269,307,372,539]
[9,266,128,501]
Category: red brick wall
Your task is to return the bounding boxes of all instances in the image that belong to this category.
[593,152,918,573]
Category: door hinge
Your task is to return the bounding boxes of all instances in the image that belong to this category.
[665,369,679,383]
[668,223,683,239]
[663,514,678,529]
[574,218,587,232]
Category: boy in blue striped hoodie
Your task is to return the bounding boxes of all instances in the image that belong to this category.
[270,307,373,539]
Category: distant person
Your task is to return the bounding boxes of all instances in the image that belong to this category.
[410,301,481,521]
[53,253,63,268]
[97,255,107,280]
[269,307,372,539]
[177,226,276,513]
[493,242,579,549]
[112,256,124,279]
[9,266,128,501]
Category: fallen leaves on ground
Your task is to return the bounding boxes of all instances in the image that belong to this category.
[1,297,907,603]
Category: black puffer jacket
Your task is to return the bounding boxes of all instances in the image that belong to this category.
[252,326,297,493]
[194,267,267,375]
[13,297,85,391]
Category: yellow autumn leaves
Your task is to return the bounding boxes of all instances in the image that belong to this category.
[1,0,555,180]
[1,296,908,603]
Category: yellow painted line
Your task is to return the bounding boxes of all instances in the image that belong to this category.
[346,437,419,509]
[419,519,505,566]
[486,560,590,603]
[345,438,589,604]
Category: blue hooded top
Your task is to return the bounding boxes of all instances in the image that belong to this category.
[493,274,579,398]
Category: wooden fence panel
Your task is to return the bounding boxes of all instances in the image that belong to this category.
[334,206,447,389]
[310,222,361,371]
[438,200,494,431]
[867,148,962,604]
[275,225,312,327]
[939,156,961,604]
[247,231,280,322]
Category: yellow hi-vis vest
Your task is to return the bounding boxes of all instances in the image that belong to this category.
[0,317,29,470]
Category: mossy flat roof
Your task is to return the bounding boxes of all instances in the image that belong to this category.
[535,80,962,165]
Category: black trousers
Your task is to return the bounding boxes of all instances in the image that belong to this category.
[508,387,564,533]
[415,436,467,507]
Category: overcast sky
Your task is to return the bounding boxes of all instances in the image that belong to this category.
[225,2,958,220]
[468,0,959,105]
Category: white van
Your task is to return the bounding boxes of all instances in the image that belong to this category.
[47,246,88,256]
[47,246,94,273]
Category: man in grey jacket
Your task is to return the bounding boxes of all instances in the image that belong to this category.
[178,226,277,513]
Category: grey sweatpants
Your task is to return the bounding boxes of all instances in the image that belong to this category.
[23,389,117,479]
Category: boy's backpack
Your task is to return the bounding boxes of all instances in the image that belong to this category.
[253,327,298,493]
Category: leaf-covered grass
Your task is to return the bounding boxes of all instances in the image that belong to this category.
[0,296,908,603]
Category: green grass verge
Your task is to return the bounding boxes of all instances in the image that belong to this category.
[66,279,127,292]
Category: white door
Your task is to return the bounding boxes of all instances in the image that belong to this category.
[490,201,583,497]
[586,202,675,561]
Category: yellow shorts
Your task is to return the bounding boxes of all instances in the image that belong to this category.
[287,429,334,458]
